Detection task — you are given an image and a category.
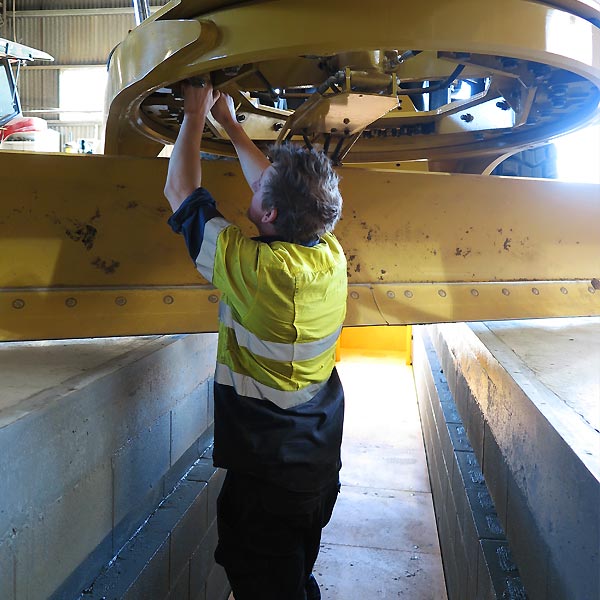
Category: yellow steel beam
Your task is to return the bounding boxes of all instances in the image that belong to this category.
[0,151,598,341]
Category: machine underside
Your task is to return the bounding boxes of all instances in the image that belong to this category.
[1,0,599,341]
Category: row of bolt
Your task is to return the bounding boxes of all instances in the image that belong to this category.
[9,295,220,309]
[10,284,597,309]
[348,286,597,300]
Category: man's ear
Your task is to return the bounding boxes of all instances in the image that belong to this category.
[261,207,277,224]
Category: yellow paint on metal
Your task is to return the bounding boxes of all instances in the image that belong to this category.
[344,161,430,173]
[104,17,219,155]
[0,287,220,341]
[104,0,600,164]
[154,0,246,22]
[337,325,412,363]
[345,281,599,326]
[281,92,399,138]
[338,326,409,353]
[406,326,413,365]
[337,168,600,285]
[0,151,598,340]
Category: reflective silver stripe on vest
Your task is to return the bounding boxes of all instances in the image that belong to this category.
[215,362,326,410]
[195,217,231,282]
[219,302,342,362]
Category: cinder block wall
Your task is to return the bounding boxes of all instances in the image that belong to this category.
[413,327,525,599]
[0,334,228,600]
[414,323,599,600]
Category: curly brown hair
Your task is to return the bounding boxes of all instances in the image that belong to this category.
[262,144,343,244]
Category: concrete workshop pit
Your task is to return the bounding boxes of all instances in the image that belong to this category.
[0,318,597,599]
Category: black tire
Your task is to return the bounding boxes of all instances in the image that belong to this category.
[492,143,558,178]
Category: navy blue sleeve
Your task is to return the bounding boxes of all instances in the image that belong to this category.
[167,188,224,261]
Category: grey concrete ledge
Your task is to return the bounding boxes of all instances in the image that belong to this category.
[0,333,218,600]
[421,321,600,600]
[413,328,527,600]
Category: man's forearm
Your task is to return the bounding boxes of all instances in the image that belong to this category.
[164,113,206,212]
[222,121,271,189]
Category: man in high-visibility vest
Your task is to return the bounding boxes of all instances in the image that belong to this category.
[164,80,347,600]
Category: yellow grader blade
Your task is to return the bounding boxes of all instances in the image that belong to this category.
[0,151,598,341]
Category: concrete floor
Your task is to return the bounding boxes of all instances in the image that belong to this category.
[314,351,447,599]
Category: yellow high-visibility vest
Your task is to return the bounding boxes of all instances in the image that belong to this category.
[197,217,347,409]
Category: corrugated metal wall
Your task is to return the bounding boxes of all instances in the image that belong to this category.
[14,13,135,64]
[17,68,58,114]
[5,1,168,151]
[13,1,165,11]
[51,122,103,146]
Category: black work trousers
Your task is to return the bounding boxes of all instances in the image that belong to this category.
[214,471,339,600]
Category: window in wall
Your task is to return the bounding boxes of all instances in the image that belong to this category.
[59,67,107,122]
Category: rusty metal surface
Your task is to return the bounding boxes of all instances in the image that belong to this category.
[0,151,598,340]
[104,0,600,167]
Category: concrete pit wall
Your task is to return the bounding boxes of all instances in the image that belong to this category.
[413,327,526,599]
[0,334,229,600]
[413,321,600,600]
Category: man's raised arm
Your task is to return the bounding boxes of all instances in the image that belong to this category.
[164,82,220,213]
[211,94,271,191]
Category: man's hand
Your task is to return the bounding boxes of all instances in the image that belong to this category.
[211,93,238,130]
[182,79,220,119]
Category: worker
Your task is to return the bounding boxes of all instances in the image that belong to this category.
[164,80,348,600]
